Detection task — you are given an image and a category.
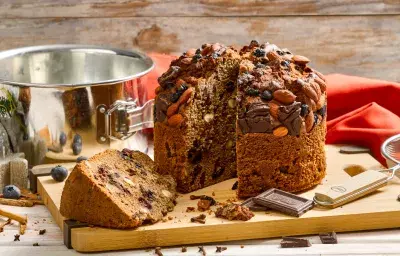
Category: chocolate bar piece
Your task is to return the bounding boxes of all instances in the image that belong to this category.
[253,188,314,217]
[281,237,311,248]
[319,232,338,244]
[241,198,269,211]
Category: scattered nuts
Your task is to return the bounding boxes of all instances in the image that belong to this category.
[204,113,214,123]
[292,55,310,64]
[273,90,296,105]
[168,114,184,127]
[167,103,179,117]
[228,98,236,108]
[273,126,288,137]
[268,102,279,119]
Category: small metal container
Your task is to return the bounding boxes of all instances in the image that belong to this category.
[0,45,155,165]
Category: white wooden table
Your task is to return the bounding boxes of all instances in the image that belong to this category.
[1,204,400,256]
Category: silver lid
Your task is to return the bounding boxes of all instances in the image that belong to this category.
[0,45,154,88]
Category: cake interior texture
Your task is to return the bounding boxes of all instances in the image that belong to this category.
[154,41,327,196]
[60,149,177,229]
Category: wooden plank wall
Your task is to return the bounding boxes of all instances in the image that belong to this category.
[0,1,399,81]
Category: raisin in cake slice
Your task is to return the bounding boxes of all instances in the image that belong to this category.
[60,148,177,229]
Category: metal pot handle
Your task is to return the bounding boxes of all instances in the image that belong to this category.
[96,99,154,143]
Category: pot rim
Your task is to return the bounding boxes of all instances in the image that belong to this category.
[0,44,154,88]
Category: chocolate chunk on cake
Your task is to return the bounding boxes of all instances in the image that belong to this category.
[154,40,327,196]
[60,149,177,229]
[154,44,241,193]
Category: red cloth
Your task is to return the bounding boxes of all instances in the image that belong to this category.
[326,74,400,166]
[143,54,400,166]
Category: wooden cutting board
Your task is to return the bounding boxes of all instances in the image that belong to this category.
[36,145,400,252]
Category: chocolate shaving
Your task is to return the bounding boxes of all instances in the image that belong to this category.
[191,214,207,224]
[39,229,46,235]
[278,102,302,136]
[14,234,20,241]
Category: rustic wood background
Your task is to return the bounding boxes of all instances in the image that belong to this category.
[0,0,399,81]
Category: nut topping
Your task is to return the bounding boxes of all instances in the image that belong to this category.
[273,126,288,137]
[292,55,310,64]
[273,90,296,105]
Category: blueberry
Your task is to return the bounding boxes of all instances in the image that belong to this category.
[245,87,259,96]
[51,165,68,182]
[76,156,88,163]
[73,134,82,145]
[72,142,82,155]
[170,92,181,103]
[253,48,266,57]
[260,90,273,101]
[300,104,309,117]
[225,81,235,92]
[59,132,67,146]
[3,185,21,199]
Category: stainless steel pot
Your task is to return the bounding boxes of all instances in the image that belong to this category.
[0,45,155,166]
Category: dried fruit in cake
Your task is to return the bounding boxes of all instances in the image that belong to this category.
[60,149,177,229]
[51,165,68,182]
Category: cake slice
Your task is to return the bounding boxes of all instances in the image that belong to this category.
[60,148,177,229]
[154,44,242,193]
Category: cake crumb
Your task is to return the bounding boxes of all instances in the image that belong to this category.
[197,199,211,211]
[191,214,207,224]
[215,203,254,221]
[240,245,244,248]
[162,218,168,222]
[181,246,187,252]
[33,243,39,246]
[39,229,46,235]
[212,192,216,196]
[168,216,174,220]
[186,207,195,212]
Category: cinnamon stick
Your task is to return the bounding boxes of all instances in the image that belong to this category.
[0,208,27,225]
[0,198,43,207]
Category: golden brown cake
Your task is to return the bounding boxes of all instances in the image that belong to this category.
[154,40,327,196]
[60,148,177,229]
[154,44,241,193]
[236,41,327,197]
